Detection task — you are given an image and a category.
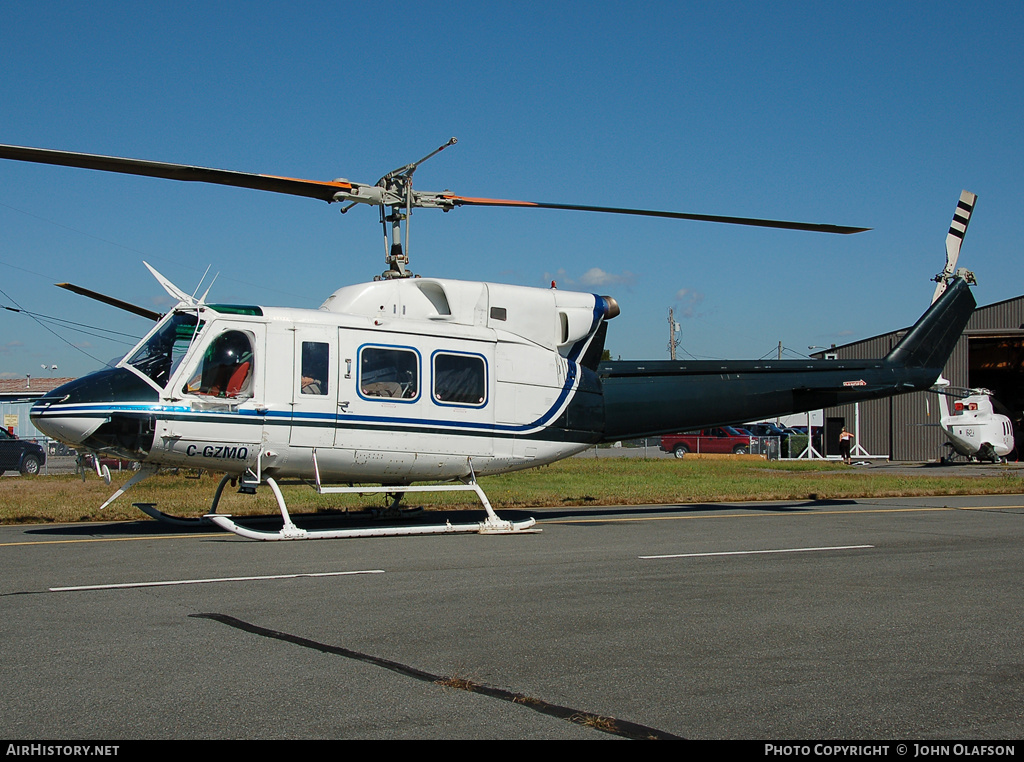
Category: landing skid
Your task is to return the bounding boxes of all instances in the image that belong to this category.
[134,502,213,526]
[132,472,237,526]
[940,442,1002,465]
[205,476,539,541]
[131,458,539,540]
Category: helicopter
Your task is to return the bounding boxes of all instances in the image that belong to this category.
[0,140,978,540]
[932,382,1015,463]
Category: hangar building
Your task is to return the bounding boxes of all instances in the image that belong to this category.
[813,294,1024,461]
[0,377,74,441]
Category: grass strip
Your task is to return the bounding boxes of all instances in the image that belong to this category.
[2,457,1023,525]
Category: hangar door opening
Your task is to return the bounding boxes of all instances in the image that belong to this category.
[968,334,1024,434]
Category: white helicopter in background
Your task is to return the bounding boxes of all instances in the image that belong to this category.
[933,382,1015,463]
[0,140,978,540]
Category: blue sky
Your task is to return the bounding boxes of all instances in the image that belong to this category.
[1,1,1022,379]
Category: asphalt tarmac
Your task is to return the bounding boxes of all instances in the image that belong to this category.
[2,492,1023,740]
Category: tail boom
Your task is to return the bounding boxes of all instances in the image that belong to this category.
[598,278,976,441]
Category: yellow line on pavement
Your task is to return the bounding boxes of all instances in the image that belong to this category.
[542,504,1024,525]
[0,533,225,546]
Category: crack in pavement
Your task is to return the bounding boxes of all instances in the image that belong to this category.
[191,612,682,740]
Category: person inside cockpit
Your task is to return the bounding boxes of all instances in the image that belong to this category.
[185,330,253,397]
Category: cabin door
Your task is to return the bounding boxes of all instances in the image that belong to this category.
[289,326,340,448]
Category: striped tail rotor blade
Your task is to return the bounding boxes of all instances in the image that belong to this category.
[946,190,977,271]
[932,190,977,304]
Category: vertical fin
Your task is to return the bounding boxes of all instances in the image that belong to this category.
[888,279,975,368]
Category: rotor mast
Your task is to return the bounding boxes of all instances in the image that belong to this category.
[372,137,458,279]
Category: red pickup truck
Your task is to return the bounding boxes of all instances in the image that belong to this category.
[660,427,751,457]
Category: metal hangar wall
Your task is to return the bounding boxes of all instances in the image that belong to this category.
[815,294,1024,461]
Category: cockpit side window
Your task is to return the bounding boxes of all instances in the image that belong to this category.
[184,330,254,398]
[127,312,204,388]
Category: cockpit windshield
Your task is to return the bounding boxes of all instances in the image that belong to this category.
[126,311,204,388]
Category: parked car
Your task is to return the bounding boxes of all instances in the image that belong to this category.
[742,422,792,457]
[744,422,789,438]
[81,453,141,472]
[0,429,46,475]
[660,427,751,457]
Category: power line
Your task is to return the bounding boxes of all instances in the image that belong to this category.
[2,305,141,341]
[0,285,107,364]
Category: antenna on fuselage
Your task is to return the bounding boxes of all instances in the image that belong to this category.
[192,265,212,301]
[144,261,198,307]
[199,272,219,303]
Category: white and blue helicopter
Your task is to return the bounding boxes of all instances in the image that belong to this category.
[0,141,978,540]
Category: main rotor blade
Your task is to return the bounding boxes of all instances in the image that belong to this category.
[0,143,869,233]
[440,194,869,234]
[0,144,352,202]
[56,282,162,321]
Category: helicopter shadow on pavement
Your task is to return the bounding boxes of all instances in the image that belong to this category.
[20,499,852,539]
[528,498,852,522]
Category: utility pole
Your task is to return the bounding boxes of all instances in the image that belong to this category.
[668,309,680,360]
[775,341,782,423]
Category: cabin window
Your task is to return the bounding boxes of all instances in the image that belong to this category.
[432,352,486,406]
[183,330,254,398]
[300,341,329,395]
[127,312,204,388]
[359,346,419,400]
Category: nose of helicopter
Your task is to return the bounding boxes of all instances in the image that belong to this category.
[30,367,159,455]
[30,399,104,447]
